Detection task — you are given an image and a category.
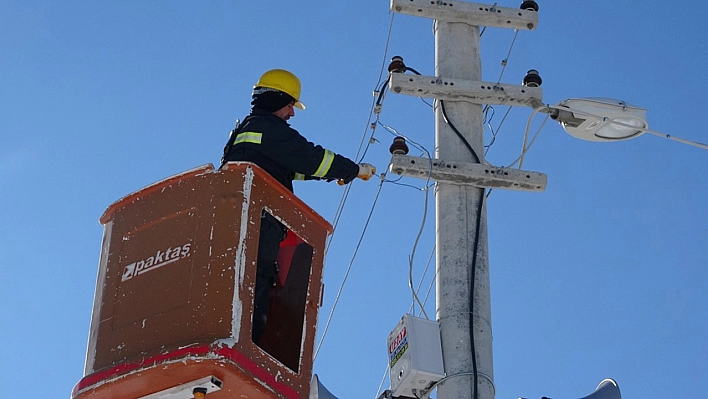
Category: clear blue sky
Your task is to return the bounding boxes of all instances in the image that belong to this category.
[1,1,706,398]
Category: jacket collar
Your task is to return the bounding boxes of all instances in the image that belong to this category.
[250,108,290,126]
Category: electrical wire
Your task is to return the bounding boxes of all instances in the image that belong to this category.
[439,100,481,164]
[375,75,391,110]
[385,178,433,191]
[436,100,487,399]
[375,253,436,399]
[406,172,432,320]
[419,371,496,399]
[484,105,514,155]
[419,260,437,313]
[419,30,530,395]
[326,12,395,252]
[481,22,525,158]
[326,182,354,255]
[483,106,498,152]
[405,66,423,76]
[375,119,437,318]
[377,121,434,318]
[373,364,390,399]
[506,107,549,169]
[468,190,485,399]
[408,243,436,316]
[368,57,500,398]
[342,24,524,396]
[375,244,435,399]
[495,29,520,85]
[367,16,533,398]
[363,11,396,159]
[326,76,392,249]
[320,6,540,397]
[314,175,387,361]
[383,165,435,320]
[316,12,400,363]
[478,3,497,37]
[356,76,391,164]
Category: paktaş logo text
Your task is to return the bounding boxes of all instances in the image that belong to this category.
[121,243,192,282]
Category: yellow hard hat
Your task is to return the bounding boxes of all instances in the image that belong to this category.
[254,69,305,110]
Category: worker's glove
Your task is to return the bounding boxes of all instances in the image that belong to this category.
[357,163,376,181]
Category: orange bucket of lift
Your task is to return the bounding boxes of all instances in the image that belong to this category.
[72,162,332,399]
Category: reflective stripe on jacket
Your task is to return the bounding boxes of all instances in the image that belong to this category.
[233,131,263,145]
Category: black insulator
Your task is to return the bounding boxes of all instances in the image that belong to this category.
[389,136,409,155]
[523,69,542,87]
[520,0,539,11]
[388,56,406,73]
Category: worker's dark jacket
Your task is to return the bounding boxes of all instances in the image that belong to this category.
[222,108,359,192]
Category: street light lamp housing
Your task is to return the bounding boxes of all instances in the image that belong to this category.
[551,97,648,142]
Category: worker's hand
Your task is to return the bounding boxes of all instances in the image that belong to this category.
[357,163,376,181]
[336,163,377,185]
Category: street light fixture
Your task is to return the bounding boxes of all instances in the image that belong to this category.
[548,97,647,142]
[547,97,708,150]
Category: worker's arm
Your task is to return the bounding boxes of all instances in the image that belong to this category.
[268,126,362,183]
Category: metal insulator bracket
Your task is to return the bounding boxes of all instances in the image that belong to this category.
[389,73,544,108]
[389,154,547,192]
[390,0,538,30]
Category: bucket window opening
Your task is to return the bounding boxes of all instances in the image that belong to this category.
[252,210,314,373]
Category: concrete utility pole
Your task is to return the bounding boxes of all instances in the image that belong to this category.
[389,1,544,398]
[434,19,493,399]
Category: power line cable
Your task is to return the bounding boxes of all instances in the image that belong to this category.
[435,99,486,399]
[468,189,485,399]
[439,100,481,164]
[495,29,520,85]
[506,107,548,169]
[408,243,436,317]
[314,174,387,361]
[326,12,396,252]
[374,120,437,318]
[483,26,525,157]
[406,171,432,320]
[377,121,434,318]
[374,364,390,399]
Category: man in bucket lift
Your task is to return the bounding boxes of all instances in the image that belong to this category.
[221,69,376,344]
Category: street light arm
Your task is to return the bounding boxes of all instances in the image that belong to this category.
[638,129,708,151]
